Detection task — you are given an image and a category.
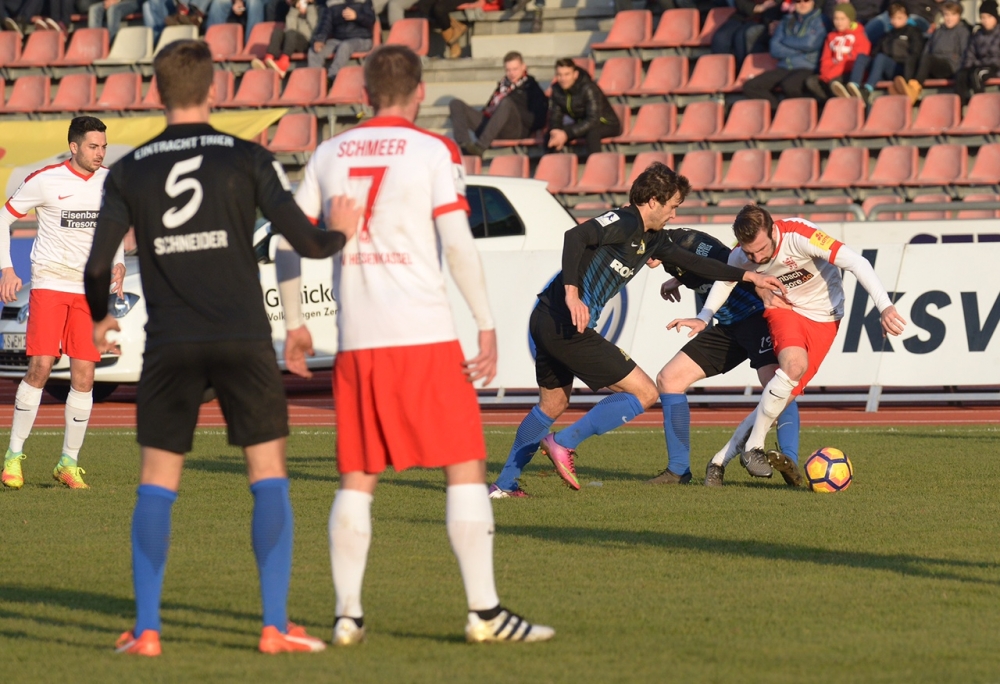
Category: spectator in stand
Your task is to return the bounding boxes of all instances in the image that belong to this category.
[742,0,829,109]
[251,0,319,77]
[841,2,923,102]
[806,3,870,100]
[2,0,45,33]
[143,0,210,41]
[413,0,467,58]
[547,56,622,158]
[383,0,417,25]
[865,0,942,45]
[954,0,1000,103]
[829,0,885,26]
[207,0,264,41]
[449,51,549,157]
[711,0,785,70]
[41,0,75,31]
[88,0,144,40]
[894,0,969,103]
[308,0,375,81]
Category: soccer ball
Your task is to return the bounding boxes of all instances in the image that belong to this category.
[803,447,853,493]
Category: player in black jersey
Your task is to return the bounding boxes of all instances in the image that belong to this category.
[83,40,356,657]
[490,163,786,497]
[647,227,802,488]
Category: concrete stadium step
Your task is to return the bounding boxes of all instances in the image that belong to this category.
[422,55,572,82]
[471,30,607,59]
[423,81,498,107]
[467,14,613,34]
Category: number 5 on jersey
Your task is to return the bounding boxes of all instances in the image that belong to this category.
[163,156,204,229]
[348,167,386,243]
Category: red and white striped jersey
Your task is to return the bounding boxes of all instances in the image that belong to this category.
[294,115,470,352]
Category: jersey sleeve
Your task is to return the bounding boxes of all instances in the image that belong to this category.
[430,139,469,219]
[781,220,844,263]
[4,172,46,219]
[293,149,323,224]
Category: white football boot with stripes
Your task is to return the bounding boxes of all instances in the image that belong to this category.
[465,607,555,643]
[332,617,366,646]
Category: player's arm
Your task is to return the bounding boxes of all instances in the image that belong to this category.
[560,220,605,332]
[0,175,45,304]
[666,247,745,337]
[831,242,906,336]
[657,240,783,292]
[110,240,126,299]
[85,168,132,353]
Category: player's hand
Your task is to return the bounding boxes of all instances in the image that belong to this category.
[111,262,126,299]
[326,195,363,242]
[233,0,246,14]
[0,267,22,304]
[660,277,681,302]
[565,285,589,333]
[646,258,662,269]
[757,285,792,310]
[313,41,325,52]
[743,271,787,296]
[93,315,121,355]
[463,328,497,386]
[284,325,315,379]
[881,305,906,337]
[666,317,707,338]
[342,6,356,19]
[548,129,568,151]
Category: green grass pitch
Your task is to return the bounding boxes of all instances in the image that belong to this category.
[2,425,999,684]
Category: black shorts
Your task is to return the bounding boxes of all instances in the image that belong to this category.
[529,304,637,391]
[682,312,778,378]
[137,339,289,454]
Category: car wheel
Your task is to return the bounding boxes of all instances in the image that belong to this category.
[44,382,119,403]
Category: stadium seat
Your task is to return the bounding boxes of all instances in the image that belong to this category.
[9,29,63,68]
[0,31,21,69]
[901,93,961,138]
[723,53,777,93]
[758,98,817,141]
[218,68,278,108]
[462,155,482,175]
[764,196,803,220]
[571,152,625,194]
[228,21,278,62]
[596,57,642,97]
[386,18,429,56]
[0,75,49,114]
[908,193,951,220]
[677,150,722,191]
[809,195,857,222]
[126,75,162,110]
[0,77,4,108]
[800,97,865,140]
[674,54,735,95]
[51,27,108,67]
[862,195,903,220]
[140,24,198,65]
[855,145,918,188]
[804,146,869,189]
[590,10,652,51]
[205,23,243,62]
[690,7,736,46]
[853,95,911,138]
[709,148,770,190]
[945,93,1000,138]
[269,66,326,107]
[351,17,381,58]
[37,73,97,113]
[611,151,674,193]
[573,57,596,78]
[710,197,748,223]
[610,103,677,144]
[708,98,769,142]
[83,71,142,111]
[625,55,688,96]
[318,65,364,105]
[488,154,530,178]
[670,100,724,142]
[903,144,967,187]
[638,9,699,49]
[266,113,317,154]
[768,148,820,189]
[534,153,578,193]
[213,69,236,106]
[94,26,153,66]
[954,143,1000,187]
[956,193,1000,219]
[607,103,630,142]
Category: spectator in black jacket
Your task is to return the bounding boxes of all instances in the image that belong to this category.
[711,0,785,69]
[844,2,924,102]
[449,51,549,157]
[547,57,621,158]
[866,0,942,45]
[895,1,969,103]
[954,0,1000,102]
[307,0,376,81]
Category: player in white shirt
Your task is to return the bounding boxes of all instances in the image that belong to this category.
[668,204,906,484]
[0,117,126,490]
[276,45,553,646]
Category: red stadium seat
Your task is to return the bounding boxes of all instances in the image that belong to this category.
[862,195,903,220]
[676,197,706,223]
[768,148,820,189]
[903,144,967,186]
[462,155,482,175]
[0,77,4,108]
[386,18,429,56]
[956,193,1000,219]
[855,146,919,188]
[571,152,625,194]
[591,10,652,51]
[37,73,96,113]
[708,98,769,141]
[488,154,530,178]
[606,103,630,141]
[573,57,596,78]
[901,93,961,137]
[319,65,364,105]
[213,69,236,106]
[52,27,108,67]
[709,148,770,190]
[205,23,243,62]
[908,193,951,220]
[723,53,777,93]
[610,103,677,144]
[673,54,735,94]
[804,146,869,189]
[83,71,142,111]
[351,17,381,58]
[266,113,318,154]
[690,7,736,46]
[639,9,699,49]
[270,66,326,106]
[758,98,817,141]
[229,21,279,62]
[954,143,1000,187]
[218,68,279,107]
[710,197,748,223]
[625,55,688,96]
[126,75,162,111]
[853,95,911,138]
[677,150,722,190]
[0,31,21,68]
[611,151,674,193]
[764,196,804,220]
[809,196,857,222]
[800,97,865,140]
[671,100,724,142]
[596,57,642,97]
[9,30,63,68]
[534,154,578,193]
[945,93,1000,137]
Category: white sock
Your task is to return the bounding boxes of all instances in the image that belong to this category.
[62,388,93,462]
[446,483,500,612]
[745,369,797,452]
[713,409,757,468]
[328,488,373,619]
[9,381,43,454]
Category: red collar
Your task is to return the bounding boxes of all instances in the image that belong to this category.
[63,160,97,180]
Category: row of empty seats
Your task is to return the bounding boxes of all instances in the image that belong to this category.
[591,8,734,55]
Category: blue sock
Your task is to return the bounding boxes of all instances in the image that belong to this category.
[495,405,554,491]
[554,393,644,450]
[660,394,691,476]
[132,484,177,634]
[250,477,293,631]
[776,401,800,464]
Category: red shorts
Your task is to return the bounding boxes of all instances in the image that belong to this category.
[763,308,840,396]
[26,289,100,362]
[333,340,487,474]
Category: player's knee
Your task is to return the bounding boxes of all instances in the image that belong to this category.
[783,362,807,383]
[539,393,569,417]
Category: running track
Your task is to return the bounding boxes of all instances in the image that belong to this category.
[2,372,997,429]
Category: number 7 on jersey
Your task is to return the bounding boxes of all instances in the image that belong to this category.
[348,167,386,243]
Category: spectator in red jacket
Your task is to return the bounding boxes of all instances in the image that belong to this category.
[806,3,871,100]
